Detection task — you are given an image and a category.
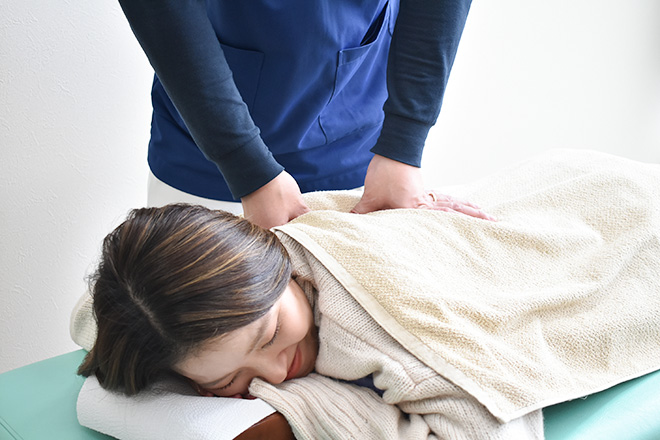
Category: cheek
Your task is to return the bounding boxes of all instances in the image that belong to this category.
[282,283,315,345]
[284,316,309,345]
[294,300,314,340]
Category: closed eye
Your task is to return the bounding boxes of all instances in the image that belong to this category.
[215,378,235,391]
[211,318,280,393]
[262,319,281,349]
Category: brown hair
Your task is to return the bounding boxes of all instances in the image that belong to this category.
[78,204,291,395]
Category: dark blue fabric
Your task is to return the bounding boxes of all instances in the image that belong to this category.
[119,0,471,201]
[146,0,392,200]
[372,0,471,166]
[345,374,385,397]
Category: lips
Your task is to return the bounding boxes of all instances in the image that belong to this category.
[285,346,302,381]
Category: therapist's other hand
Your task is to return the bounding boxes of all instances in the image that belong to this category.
[423,192,496,221]
[351,154,429,213]
[351,154,495,221]
[241,171,310,229]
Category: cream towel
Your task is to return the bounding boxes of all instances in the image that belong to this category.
[273,149,660,422]
[71,149,660,436]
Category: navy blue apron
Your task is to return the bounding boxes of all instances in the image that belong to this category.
[149,0,398,201]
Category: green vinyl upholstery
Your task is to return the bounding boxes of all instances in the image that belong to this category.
[543,369,660,440]
[0,350,110,439]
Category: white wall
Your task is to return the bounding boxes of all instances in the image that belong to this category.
[1,1,659,374]
[423,0,660,187]
[1,1,152,372]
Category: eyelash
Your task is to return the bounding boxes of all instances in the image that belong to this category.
[214,319,281,391]
[216,379,235,391]
[263,320,281,348]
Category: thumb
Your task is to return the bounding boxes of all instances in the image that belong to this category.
[350,196,376,214]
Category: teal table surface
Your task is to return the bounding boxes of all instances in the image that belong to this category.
[0,350,112,440]
[1,349,659,439]
[543,368,660,440]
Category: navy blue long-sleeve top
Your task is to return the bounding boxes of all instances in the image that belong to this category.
[119,0,471,200]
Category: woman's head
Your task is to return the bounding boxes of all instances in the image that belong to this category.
[78,204,293,395]
[176,278,318,398]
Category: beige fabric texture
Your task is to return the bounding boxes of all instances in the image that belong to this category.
[250,237,542,439]
[70,149,660,437]
[270,149,660,423]
[70,285,95,351]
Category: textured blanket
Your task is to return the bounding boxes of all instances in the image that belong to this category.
[270,149,660,423]
[71,149,660,438]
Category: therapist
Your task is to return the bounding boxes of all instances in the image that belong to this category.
[118,0,472,228]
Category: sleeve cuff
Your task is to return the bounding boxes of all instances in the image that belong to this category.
[215,136,285,199]
[370,113,433,168]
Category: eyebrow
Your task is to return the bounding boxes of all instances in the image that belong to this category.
[196,312,273,389]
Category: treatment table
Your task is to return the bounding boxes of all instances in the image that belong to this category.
[1,350,659,439]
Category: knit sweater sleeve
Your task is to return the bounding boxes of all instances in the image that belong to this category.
[248,275,542,439]
[249,374,544,440]
[249,374,434,440]
[118,0,283,199]
[371,0,472,167]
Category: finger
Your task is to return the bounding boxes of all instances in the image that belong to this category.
[433,202,497,221]
[350,202,368,215]
[351,196,381,214]
[430,192,482,210]
[453,197,482,210]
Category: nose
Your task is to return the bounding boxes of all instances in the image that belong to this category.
[257,350,289,385]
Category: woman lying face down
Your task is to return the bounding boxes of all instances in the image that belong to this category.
[79,195,492,397]
[78,203,318,397]
[177,279,318,398]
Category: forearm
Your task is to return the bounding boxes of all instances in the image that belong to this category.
[118,0,282,198]
[372,0,472,166]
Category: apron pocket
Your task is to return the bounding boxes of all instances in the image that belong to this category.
[319,1,392,144]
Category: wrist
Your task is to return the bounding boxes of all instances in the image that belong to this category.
[370,114,431,167]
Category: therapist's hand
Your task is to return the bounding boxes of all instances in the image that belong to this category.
[241,171,310,229]
[351,154,495,221]
[352,155,426,213]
